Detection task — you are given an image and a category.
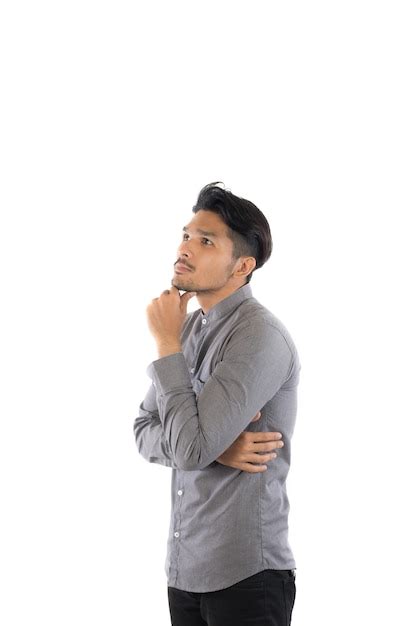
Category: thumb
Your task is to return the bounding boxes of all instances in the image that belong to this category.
[180,291,197,307]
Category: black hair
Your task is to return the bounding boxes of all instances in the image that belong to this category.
[192,182,273,284]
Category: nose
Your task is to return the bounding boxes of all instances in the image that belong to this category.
[178,238,192,259]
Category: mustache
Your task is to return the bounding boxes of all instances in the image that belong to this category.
[175,260,194,270]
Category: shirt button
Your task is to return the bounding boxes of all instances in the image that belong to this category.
[177,489,183,496]
[190,368,194,373]
[174,532,180,538]
[202,318,207,325]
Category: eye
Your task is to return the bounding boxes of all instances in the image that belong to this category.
[182,233,213,245]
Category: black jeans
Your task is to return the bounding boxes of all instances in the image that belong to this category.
[168,569,296,626]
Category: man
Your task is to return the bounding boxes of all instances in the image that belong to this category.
[133,182,301,625]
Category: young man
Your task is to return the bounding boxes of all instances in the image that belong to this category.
[133,182,301,626]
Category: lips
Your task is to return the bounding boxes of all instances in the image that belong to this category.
[175,263,192,272]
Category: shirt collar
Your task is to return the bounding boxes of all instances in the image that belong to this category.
[199,283,253,322]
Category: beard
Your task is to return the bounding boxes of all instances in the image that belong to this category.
[171,273,195,291]
[172,260,237,294]
[171,276,200,293]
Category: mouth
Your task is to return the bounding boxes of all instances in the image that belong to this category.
[175,263,193,273]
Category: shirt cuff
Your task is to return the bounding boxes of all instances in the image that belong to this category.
[146,352,193,396]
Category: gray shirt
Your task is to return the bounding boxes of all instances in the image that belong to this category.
[133,283,301,593]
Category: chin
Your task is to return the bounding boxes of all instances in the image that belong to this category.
[175,284,196,294]
[172,278,187,291]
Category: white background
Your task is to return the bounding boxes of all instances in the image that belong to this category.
[1,1,417,624]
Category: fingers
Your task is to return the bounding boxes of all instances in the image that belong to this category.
[236,448,281,471]
[240,430,284,453]
[222,453,279,473]
[251,451,278,463]
[229,440,280,463]
[250,410,262,422]
[179,290,197,310]
[238,462,269,473]
[252,439,284,453]
[248,431,282,441]
[157,287,196,312]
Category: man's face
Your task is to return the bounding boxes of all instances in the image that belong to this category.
[172,210,240,293]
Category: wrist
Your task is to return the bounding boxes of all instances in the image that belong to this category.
[157,341,182,359]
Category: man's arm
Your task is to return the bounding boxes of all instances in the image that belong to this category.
[133,381,180,468]
[147,320,296,471]
[133,385,283,472]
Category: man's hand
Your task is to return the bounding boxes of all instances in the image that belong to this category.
[216,411,284,473]
[146,286,196,357]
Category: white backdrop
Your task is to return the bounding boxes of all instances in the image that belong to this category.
[1,1,417,624]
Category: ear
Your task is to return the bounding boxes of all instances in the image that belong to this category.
[235,256,256,278]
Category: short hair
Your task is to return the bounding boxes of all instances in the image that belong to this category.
[192,182,273,284]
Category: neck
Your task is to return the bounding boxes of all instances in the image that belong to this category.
[196,282,246,315]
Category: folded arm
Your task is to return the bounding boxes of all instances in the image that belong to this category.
[133,382,180,469]
[146,320,295,471]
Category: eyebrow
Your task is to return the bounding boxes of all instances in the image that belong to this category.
[182,226,219,239]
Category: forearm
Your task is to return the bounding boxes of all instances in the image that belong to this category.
[148,325,293,471]
[151,357,256,470]
[132,384,180,469]
[133,415,178,468]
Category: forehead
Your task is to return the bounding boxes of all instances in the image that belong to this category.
[183,210,228,239]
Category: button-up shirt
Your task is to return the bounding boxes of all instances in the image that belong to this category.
[133,283,301,592]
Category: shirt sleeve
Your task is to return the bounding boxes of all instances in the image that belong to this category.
[133,382,181,469]
[146,320,295,471]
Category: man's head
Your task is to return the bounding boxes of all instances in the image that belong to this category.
[172,182,272,296]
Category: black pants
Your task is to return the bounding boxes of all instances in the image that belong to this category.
[168,569,296,626]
